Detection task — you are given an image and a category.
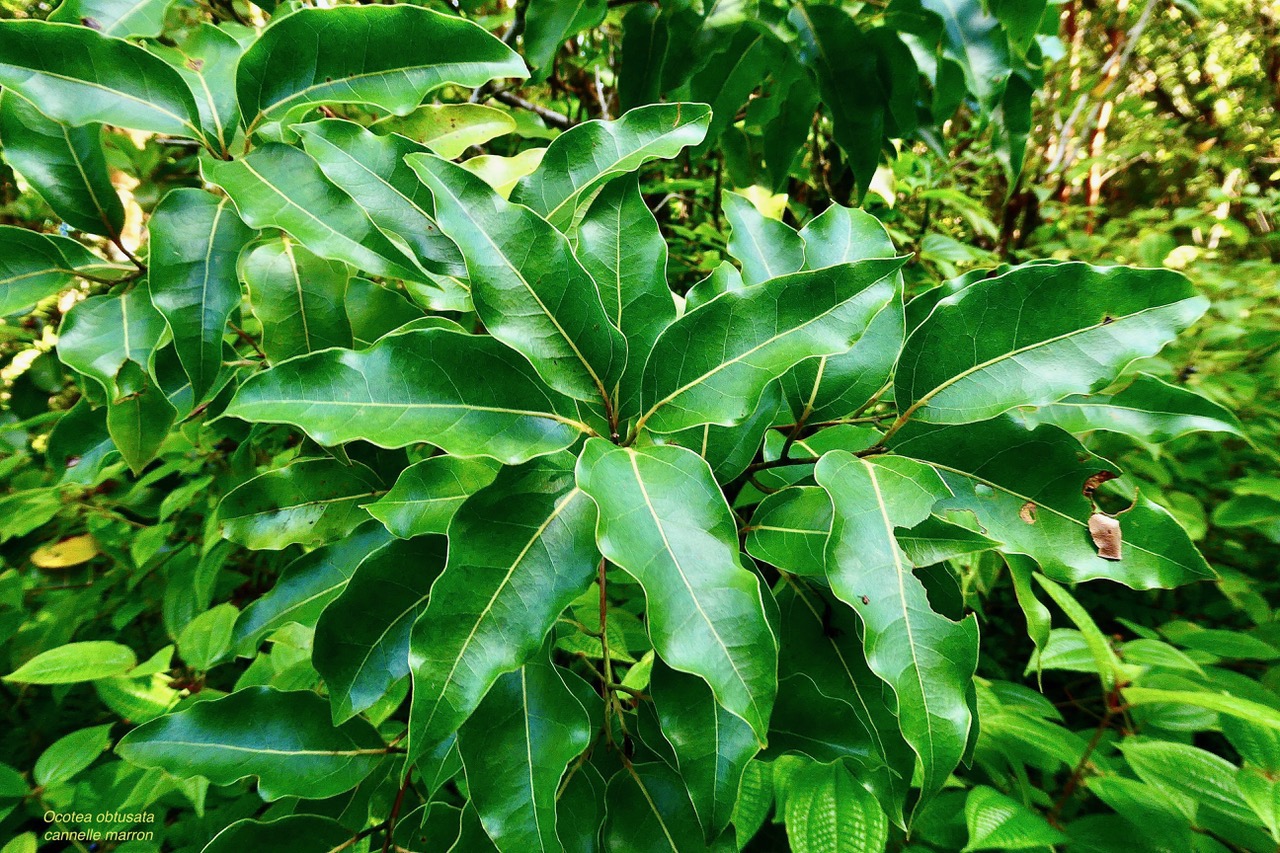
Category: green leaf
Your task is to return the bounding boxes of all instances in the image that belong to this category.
[345,278,425,348]
[58,287,167,398]
[604,762,705,853]
[690,26,784,154]
[1120,740,1254,824]
[457,651,592,851]
[4,641,136,684]
[638,258,904,434]
[1034,574,1125,691]
[225,328,587,464]
[295,119,466,277]
[962,785,1065,852]
[921,0,1012,113]
[576,440,777,742]
[0,227,124,317]
[511,103,712,229]
[784,205,905,423]
[106,362,178,474]
[0,20,202,139]
[49,0,173,37]
[407,153,625,407]
[815,451,979,805]
[724,190,805,286]
[651,662,759,840]
[783,760,889,853]
[148,24,242,155]
[895,263,1208,425]
[523,0,608,80]
[889,417,1216,589]
[573,174,678,416]
[461,148,547,198]
[408,453,598,758]
[177,602,238,671]
[34,725,113,786]
[0,93,123,237]
[745,486,832,577]
[789,4,883,201]
[1123,688,1280,733]
[148,189,253,398]
[233,521,392,653]
[236,5,527,137]
[658,380,784,485]
[315,536,446,723]
[116,687,387,800]
[375,103,516,159]
[204,816,351,853]
[366,456,500,539]
[241,236,354,363]
[898,515,1000,567]
[217,458,381,551]
[1022,373,1244,444]
[204,144,425,282]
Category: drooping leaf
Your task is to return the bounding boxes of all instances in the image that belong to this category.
[148,189,253,398]
[573,173,678,416]
[240,236,353,363]
[1120,740,1254,825]
[510,103,712,229]
[604,762,706,853]
[236,5,527,137]
[408,453,598,758]
[723,190,805,286]
[4,641,136,684]
[408,153,625,406]
[0,20,202,139]
[57,288,167,398]
[815,451,980,806]
[921,0,1012,113]
[745,485,831,577]
[33,725,113,786]
[106,361,178,474]
[895,263,1208,425]
[658,379,784,485]
[889,417,1216,589]
[638,258,904,434]
[295,119,466,277]
[523,0,608,81]
[315,536,447,723]
[898,515,1001,567]
[576,440,778,742]
[225,328,588,464]
[457,652,592,851]
[1021,373,1244,445]
[0,93,123,238]
[783,760,889,853]
[962,785,1065,852]
[689,25,785,154]
[216,457,381,551]
[116,687,387,800]
[650,662,759,840]
[366,456,500,539]
[375,103,516,159]
[204,144,425,283]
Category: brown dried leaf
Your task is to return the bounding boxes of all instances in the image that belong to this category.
[1082,470,1119,499]
[1088,513,1122,561]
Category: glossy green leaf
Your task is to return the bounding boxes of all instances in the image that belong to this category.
[658,380,784,485]
[922,0,1012,113]
[375,103,517,159]
[457,652,592,852]
[783,760,888,853]
[177,602,238,671]
[573,173,678,415]
[345,278,425,348]
[225,328,588,464]
[204,144,425,282]
[724,191,805,286]
[1121,740,1254,824]
[33,725,113,786]
[511,103,712,229]
[815,451,979,805]
[149,24,242,155]
[106,361,178,474]
[690,26,784,154]
[461,148,547,198]
[0,20,202,138]
[4,641,136,684]
[745,486,831,577]
[651,662,759,839]
[576,440,777,742]
[1,233,125,323]
[0,93,123,238]
[638,258,904,434]
[1022,373,1244,444]
[523,0,607,80]
[233,521,393,653]
[116,687,387,800]
[962,785,1065,851]
[236,6,527,136]
[241,236,353,363]
[898,515,1000,567]
[204,816,352,853]
[889,417,1215,588]
[1034,574,1125,691]
[366,456,500,539]
[148,189,253,398]
[895,263,1208,425]
[315,536,446,723]
[408,153,624,406]
[1123,688,1280,733]
[48,0,174,37]
[604,762,705,853]
[217,457,381,551]
[408,453,598,758]
[296,119,466,277]
[58,288,167,397]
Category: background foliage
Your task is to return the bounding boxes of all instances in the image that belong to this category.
[0,0,1278,851]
